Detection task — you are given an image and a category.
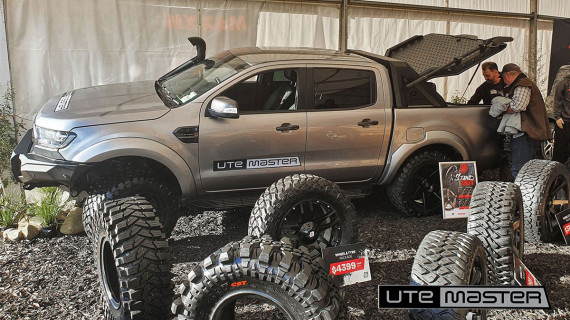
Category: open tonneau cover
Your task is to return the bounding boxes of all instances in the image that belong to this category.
[385,34,513,86]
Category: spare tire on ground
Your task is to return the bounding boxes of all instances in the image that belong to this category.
[467,181,524,285]
[515,159,570,243]
[248,174,358,248]
[171,235,347,320]
[409,230,487,320]
[92,196,171,320]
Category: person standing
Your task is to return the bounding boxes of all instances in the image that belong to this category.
[552,73,570,164]
[468,62,506,104]
[501,63,552,178]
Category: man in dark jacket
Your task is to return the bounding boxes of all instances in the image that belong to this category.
[501,63,552,178]
[552,74,570,163]
[468,62,506,104]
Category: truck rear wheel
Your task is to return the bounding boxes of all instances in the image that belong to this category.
[467,181,524,285]
[409,230,487,320]
[247,174,358,248]
[514,159,570,243]
[171,235,347,319]
[387,150,452,216]
[93,196,171,320]
[83,168,180,239]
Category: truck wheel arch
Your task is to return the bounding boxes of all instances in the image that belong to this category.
[71,138,197,197]
[380,131,468,185]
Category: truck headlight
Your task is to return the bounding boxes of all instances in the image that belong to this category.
[33,125,76,149]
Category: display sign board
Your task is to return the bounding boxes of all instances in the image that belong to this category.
[555,208,570,245]
[438,161,478,219]
[514,255,541,286]
[322,243,371,286]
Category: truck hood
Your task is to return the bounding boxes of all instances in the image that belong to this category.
[35,81,169,131]
[385,34,513,80]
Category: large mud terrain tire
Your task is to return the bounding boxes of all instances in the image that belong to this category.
[83,167,180,239]
[248,174,358,248]
[93,196,171,320]
[387,150,452,216]
[171,235,347,319]
[514,159,570,243]
[467,181,524,285]
[409,230,487,320]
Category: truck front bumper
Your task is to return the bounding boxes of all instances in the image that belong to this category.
[11,129,92,190]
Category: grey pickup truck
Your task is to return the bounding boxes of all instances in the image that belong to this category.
[12,34,509,318]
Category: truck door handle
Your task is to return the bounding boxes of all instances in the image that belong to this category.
[276,123,300,132]
[358,119,379,128]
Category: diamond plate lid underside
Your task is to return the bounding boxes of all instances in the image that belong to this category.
[386,34,512,79]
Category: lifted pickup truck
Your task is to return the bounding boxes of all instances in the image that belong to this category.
[12,34,510,318]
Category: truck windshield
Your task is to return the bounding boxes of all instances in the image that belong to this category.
[161,51,250,107]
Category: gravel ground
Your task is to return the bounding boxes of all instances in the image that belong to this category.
[1,185,570,319]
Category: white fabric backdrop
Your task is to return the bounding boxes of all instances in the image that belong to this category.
[4,0,564,126]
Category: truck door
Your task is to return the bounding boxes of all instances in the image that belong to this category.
[305,66,387,182]
[199,67,307,191]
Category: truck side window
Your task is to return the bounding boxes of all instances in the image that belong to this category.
[313,68,374,110]
[220,68,299,113]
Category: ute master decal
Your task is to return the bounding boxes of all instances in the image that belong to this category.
[214,156,300,171]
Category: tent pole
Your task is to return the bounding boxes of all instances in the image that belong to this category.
[339,0,348,52]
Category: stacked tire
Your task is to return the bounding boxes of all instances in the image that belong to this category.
[466,181,524,285]
[171,235,347,320]
[514,159,570,243]
[409,230,488,320]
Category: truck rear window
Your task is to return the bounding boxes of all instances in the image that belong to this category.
[313,68,375,110]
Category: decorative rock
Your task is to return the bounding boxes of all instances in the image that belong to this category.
[20,223,41,240]
[6,228,22,241]
[60,207,84,235]
[55,208,70,222]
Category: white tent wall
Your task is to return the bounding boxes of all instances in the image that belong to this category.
[3,0,565,129]
[256,2,339,49]
[0,0,10,93]
[539,0,570,18]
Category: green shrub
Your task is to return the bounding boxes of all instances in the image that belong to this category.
[30,187,64,227]
[0,194,28,228]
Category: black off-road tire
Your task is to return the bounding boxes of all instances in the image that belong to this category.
[409,230,487,320]
[93,196,171,320]
[467,181,524,285]
[514,159,570,243]
[387,150,452,217]
[171,235,347,320]
[248,174,358,248]
[83,167,180,239]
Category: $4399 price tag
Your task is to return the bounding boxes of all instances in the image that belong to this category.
[330,258,365,276]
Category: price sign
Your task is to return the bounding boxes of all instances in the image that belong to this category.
[322,243,371,286]
[330,258,365,276]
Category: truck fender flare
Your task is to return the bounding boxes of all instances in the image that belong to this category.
[71,138,197,197]
[379,131,470,185]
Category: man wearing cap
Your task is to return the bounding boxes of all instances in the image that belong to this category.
[552,73,570,164]
[501,63,552,178]
[468,62,506,104]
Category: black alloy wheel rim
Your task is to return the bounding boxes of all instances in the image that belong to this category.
[545,175,569,238]
[210,290,293,320]
[100,238,121,310]
[279,198,341,246]
[409,163,442,214]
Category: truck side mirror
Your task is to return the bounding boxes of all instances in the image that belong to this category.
[208,96,239,119]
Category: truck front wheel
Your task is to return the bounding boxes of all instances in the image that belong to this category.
[387,150,452,216]
[82,168,180,240]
